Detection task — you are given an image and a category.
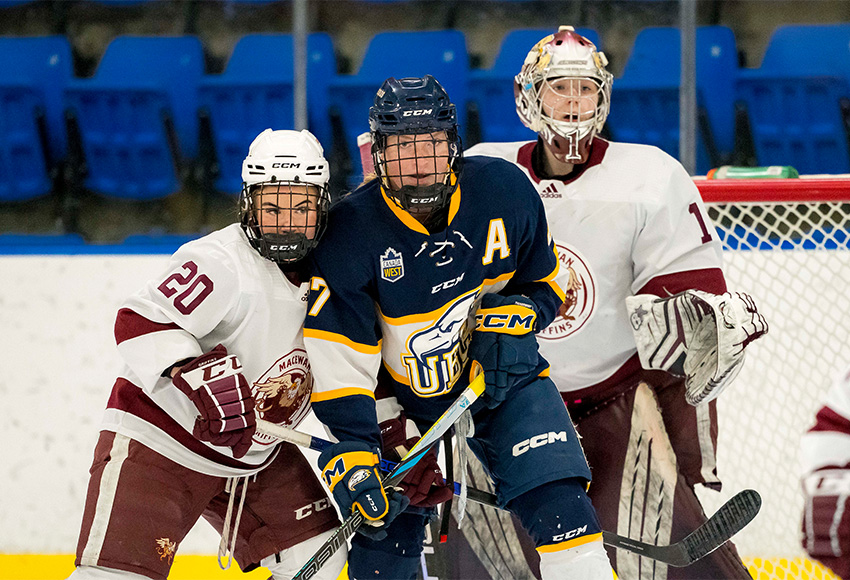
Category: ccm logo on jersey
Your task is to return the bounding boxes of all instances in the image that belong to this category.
[294,498,331,520]
[402,109,433,117]
[432,273,465,294]
[512,431,567,456]
[551,525,588,543]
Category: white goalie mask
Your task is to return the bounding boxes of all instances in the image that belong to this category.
[239,129,331,265]
[514,26,613,163]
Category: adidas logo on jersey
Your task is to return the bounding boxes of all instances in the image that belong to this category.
[540,183,561,199]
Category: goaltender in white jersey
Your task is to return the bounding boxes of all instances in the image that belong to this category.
[460,26,768,580]
[69,129,345,580]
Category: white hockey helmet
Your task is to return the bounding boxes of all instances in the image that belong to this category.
[239,129,331,264]
[514,26,613,162]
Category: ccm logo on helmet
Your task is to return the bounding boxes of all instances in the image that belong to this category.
[512,431,567,456]
[271,162,300,168]
[402,109,433,117]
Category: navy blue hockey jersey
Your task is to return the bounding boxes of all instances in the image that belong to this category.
[304,156,565,446]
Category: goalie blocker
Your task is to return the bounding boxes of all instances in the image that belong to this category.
[626,290,768,405]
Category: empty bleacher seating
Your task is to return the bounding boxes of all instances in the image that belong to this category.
[0,36,73,202]
[606,25,739,174]
[197,32,336,195]
[735,23,850,174]
[63,35,204,200]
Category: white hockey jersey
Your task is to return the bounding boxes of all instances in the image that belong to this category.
[466,139,726,393]
[103,224,313,477]
[801,364,850,475]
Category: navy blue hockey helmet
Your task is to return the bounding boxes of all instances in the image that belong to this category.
[368,75,462,216]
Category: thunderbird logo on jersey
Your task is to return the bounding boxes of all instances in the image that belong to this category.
[401,292,478,397]
[538,243,596,340]
[380,248,405,283]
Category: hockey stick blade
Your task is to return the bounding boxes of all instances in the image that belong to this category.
[291,374,486,580]
[602,489,762,567]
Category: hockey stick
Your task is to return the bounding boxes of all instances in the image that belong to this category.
[258,407,761,570]
[255,418,500,506]
[256,419,761,567]
[290,373,487,580]
[602,488,762,567]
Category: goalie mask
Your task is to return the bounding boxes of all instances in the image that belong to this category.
[369,75,462,218]
[240,129,331,265]
[515,26,613,163]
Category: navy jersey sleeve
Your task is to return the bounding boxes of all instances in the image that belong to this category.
[303,200,383,448]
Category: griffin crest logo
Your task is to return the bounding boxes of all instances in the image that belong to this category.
[155,538,177,562]
[539,243,596,340]
[252,348,312,444]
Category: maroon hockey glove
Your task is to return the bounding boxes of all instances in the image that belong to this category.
[380,413,453,508]
[802,469,850,579]
[172,344,257,458]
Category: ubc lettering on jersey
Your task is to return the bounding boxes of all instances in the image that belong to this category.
[398,291,478,397]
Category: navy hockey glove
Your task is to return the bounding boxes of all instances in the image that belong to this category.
[172,344,257,458]
[319,441,410,540]
[380,412,453,508]
[468,293,540,409]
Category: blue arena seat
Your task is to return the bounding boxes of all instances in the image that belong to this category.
[0,36,73,202]
[469,27,601,144]
[63,35,204,200]
[735,24,850,174]
[327,30,469,186]
[198,33,336,195]
[606,26,739,174]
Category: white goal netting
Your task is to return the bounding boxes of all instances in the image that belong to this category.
[697,179,850,580]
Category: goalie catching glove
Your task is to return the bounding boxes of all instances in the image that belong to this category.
[171,344,257,458]
[319,441,410,540]
[468,293,541,409]
[626,290,768,405]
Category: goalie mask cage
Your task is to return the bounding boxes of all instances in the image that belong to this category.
[696,177,850,580]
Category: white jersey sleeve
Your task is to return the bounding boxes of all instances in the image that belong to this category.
[117,236,239,393]
[630,152,724,293]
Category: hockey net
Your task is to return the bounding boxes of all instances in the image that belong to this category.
[696,177,850,580]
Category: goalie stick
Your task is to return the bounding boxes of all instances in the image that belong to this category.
[257,421,762,568]
[603,488,762,567]
[290,373,487,580]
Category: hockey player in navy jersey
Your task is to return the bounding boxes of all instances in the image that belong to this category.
[68,129,345,580]
[303,75,614,579]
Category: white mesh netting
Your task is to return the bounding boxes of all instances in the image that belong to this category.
[697,191,850,580]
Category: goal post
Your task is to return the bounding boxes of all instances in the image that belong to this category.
[696,176,850,580]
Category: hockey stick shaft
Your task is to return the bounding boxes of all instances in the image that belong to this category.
[291,374,487,580]
[256,417,501,505]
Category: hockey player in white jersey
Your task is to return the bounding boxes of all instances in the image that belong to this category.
[68,129,346,580]
[801,364,850,579]
[464,26,768,579]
